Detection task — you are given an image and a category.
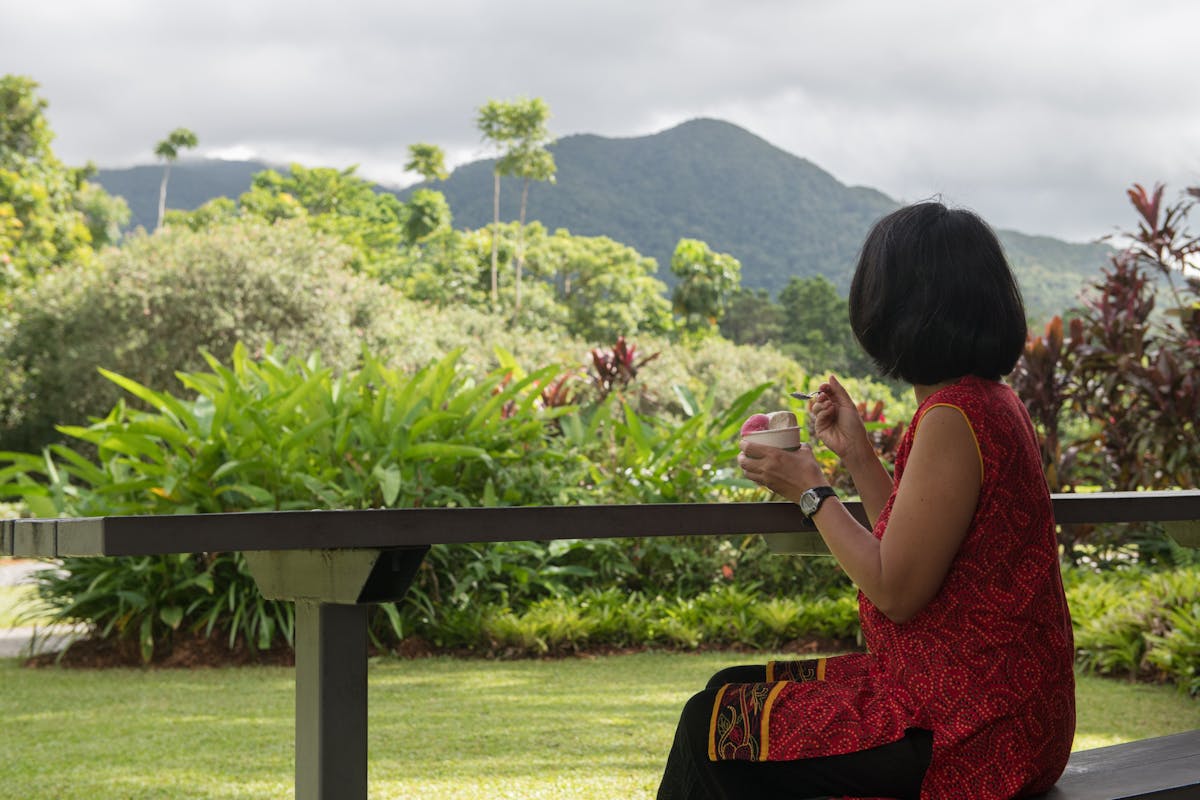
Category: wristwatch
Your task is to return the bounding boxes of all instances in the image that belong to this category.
[799,486,837,518]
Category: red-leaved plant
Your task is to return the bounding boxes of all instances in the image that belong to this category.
[1012,182,1199,562]
[589,336,660,401]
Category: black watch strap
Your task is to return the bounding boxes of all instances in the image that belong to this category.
[802,486,837,517]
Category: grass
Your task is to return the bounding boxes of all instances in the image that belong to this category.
[1,652,1197,799]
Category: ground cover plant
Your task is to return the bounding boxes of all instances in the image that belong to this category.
[1067,564,1200,695]
[0,653,1196,800]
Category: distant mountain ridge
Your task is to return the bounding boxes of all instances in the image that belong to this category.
[418,120,899,292]
[96,159,273,231]
[93,118,1112,322]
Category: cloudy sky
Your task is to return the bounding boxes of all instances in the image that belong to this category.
[4,0,1198,243]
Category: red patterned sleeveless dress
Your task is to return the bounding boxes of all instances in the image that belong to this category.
[709,376,1076,799]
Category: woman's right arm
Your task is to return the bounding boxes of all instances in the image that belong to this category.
[810,375,894,527]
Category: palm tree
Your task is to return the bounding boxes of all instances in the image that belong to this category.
[476,98,555,316]
[476,102,511,307]
[405,143,449,183]
[154,128,198,229]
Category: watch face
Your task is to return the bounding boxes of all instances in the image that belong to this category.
[800,491,817,516]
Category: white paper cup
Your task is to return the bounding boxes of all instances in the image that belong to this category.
[742,426,801,450]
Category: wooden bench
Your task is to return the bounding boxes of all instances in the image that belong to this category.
[1041,729,1200,799]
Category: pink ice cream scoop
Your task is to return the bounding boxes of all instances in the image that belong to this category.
[740,414,771,436]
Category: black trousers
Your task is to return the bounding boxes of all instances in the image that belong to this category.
[657,666,932,800]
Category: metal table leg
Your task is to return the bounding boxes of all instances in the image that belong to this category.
[245,547,428,800]
[295,600,368,800]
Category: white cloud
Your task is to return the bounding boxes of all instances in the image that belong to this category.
[3,0,1198,241]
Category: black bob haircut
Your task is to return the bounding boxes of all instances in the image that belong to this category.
[848,202,1027,386]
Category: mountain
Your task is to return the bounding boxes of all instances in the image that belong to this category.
[92,119,1112,322]
[407,119,1112,322]
[96,159,271,231]
[419,119,903,289]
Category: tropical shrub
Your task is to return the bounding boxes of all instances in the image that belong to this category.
[1011,183,1199,563]
[0,346,587,659]
[385,222,674,341]
[29,551,288,664]
[170,163,415,280]
[1,337,865,660]
[407,561,1200,696]
[389,374,854,633]
[0,218,409,452]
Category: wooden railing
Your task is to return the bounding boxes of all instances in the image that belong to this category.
[5,490,1199,557]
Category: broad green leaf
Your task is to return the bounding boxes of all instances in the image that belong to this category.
[401,442,488,462]
[257,614,275,651]
[214,484,275,507]
[621,402,653,456]
[116,589,149,609]
[279,416,334,455]
[140,615,155,663]
[24,494,58,518]
[125,418,195,453]
[159,605,184,630]
[98,368,197,430]
[0,479,49,498]
[94,432,166,463]
[211,460,252,481]
[0,451,46,471]
[673,384,699,417]
[193,572,215,594]
[190,394,217,439]
[281,362,328,399]
[176,369,224,396]
[45,445,109,486]
[492,346,526,381]
[408,410,458,439]
[373,464,402,507]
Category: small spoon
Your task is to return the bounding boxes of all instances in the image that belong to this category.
[790,391,819,401]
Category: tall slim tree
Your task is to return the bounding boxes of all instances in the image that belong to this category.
[154,127,198,229]
[402,143,453,245]
[405,142,449,183]
[476,101,512,306]
[476,97,556,314]
[496,98,556,318]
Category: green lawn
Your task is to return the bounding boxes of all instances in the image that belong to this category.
[1,652,1197,799]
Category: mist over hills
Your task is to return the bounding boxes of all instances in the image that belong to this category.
[93,118,1112,322]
